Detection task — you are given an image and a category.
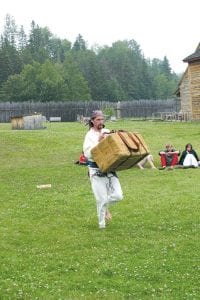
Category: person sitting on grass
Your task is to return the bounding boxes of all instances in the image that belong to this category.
[137,154,157,169]
[159,143,180,169]
[179,143,200,168]
[74,151,88,165]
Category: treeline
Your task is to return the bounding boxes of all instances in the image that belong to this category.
[0,14,180,102]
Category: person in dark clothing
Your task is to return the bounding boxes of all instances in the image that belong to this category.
[179,143,200,168]
[159,144,180,169]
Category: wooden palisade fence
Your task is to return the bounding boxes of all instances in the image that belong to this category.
[0,99,180,123]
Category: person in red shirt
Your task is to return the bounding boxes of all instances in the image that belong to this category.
[79,152,88,165]
[74,151,88,165]
[159,144,180,169]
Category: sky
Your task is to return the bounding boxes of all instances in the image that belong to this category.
[0,0,199,74]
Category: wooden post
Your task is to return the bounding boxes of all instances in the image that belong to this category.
[116,101,121,119]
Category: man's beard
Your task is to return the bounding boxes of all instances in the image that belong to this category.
[97,124,104,130]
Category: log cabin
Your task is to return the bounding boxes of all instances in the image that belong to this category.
[176,43,200,120]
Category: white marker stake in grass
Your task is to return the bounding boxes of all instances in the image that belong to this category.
[36,184,52,189]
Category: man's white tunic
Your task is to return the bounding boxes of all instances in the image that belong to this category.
[83,128,123,228]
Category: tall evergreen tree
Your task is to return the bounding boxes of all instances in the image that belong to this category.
[0,15,22,85]
[72,34,87,51]
[18,25,27,51]
[3,14,17,47]
[0,47,12,87]
[28,21,51,63]
[160,56,172,79]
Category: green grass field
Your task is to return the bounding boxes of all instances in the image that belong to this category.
[0,120,200,299]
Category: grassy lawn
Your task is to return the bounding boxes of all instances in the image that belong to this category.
[0,120,199,299]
